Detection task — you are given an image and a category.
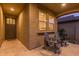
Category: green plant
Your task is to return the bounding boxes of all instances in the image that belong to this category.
[58,29,67,41]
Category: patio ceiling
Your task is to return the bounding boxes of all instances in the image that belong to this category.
[41,3,79,17]
[1,3,79,17]
[1,3,25,16]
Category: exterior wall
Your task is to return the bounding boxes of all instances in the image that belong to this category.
[75,21,79,43]
[0,5,5,47]
[59,21,79,43]
[17,4,30,49]
[29,4,43,49]
[17,4,57,49]
[58,22,75,43]
[29,4,57,49]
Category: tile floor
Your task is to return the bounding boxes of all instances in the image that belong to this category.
[0,39,79,56]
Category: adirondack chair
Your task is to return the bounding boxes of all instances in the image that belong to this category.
[44,32,54,48]
[44,32,49,48]
[53,32,61,54]
[44,32,61,54]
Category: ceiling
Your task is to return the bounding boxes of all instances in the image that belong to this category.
[1,3,79,17]
[1,3,25,17]
[41,3,79,17]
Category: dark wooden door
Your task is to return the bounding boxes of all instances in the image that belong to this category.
[5,17,16,39]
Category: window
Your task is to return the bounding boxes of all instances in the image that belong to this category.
[6,18,15,24]
[48,15,54,31]
[10,18,13,24]
[39,10,46,31]
[6,18,10,24]
[13,19,15,24]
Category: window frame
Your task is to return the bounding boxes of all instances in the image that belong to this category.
[39,10,47,31]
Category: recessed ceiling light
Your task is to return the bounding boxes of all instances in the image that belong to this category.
[10,8,15,11]
[62,3,66,7]
[41,13,44,16]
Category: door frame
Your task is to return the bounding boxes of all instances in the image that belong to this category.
[5,16,17,40]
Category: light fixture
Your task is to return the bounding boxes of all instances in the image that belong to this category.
[41,12,44,16]
[62,3,66,7]
[10,8,15,11]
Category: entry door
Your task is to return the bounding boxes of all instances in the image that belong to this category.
[5,17,16,39]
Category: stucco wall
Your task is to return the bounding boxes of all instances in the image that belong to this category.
[17,4,57,49]
[29,4,57,49]
[17,4,30,49]
[0,5,5,47]
[29,4,41,49]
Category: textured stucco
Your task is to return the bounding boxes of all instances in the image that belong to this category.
[17,4,57,49]
[0,5,5,47]
[17,4,30,49]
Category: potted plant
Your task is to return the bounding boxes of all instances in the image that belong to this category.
[58,29,68,46]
